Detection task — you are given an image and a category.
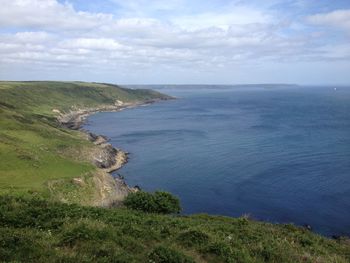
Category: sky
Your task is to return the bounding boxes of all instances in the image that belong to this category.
[0,0,350,85]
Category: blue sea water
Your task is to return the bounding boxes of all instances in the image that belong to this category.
[84,85,350,236]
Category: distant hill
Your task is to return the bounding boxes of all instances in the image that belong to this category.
[0,81,171,115]
[124,84,300,90]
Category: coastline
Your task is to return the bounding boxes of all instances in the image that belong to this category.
[56,99,167,207]
[57,99,159,130]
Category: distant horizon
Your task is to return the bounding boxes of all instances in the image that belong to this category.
[0,80,349,87]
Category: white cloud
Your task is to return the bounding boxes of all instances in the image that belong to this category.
[110,0,186,14]
[307,9,350,33]
[172,8,272,31]
[0,0,112,31]
[313,44,350,60]
[59,38,125,51]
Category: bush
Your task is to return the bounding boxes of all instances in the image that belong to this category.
[0,228,53,261]
[60,220,112,247]
[206,241,232,258]
[148,246,195,263]
[123,191,181,214]
[177,230,210,247]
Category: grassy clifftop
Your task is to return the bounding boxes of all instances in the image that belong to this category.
[0,81,169,200]
[0,195,349,262]
[0,81,169,115]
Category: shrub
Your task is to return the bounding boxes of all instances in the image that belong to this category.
[60,223,96,246]
[0,228,53,261]
[123,191,181,214]
[148,246,195,263]
[206,241,232,258]
[74,240,134,263]
[60,220,110,246]
[177,230,210,247]
[153,191,181,214]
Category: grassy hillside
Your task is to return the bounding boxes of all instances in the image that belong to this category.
[0,81,168,115]
[0,81,169,199]
[0,195,349,263]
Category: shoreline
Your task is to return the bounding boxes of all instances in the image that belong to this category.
[58,99,159,130]
[56,98,168,207]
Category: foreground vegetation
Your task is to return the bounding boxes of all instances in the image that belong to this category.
[0,195,349,263]
[124,191,181,214]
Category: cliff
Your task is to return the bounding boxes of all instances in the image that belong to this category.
[0,81,171,206]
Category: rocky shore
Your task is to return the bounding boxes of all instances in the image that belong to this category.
[86,131,135,207]
[55,99,164,207]
[57,100,157,130]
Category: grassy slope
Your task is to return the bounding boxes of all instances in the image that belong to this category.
[0,81,169,196]
[0,196,349,263]
[0,81,349,262]
[0,81,168,115]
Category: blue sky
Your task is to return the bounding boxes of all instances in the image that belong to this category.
[0,0,349,84]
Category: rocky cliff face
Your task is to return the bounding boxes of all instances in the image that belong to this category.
[56,103,143,207]
[92,171,134,207]
[92,143,118,169]
[86,132,135,207]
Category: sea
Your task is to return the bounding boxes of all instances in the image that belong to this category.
[84,85,350,237]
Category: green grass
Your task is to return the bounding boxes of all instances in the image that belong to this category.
[0,81,169,197]
[0,106,93,193]
[0,81,169,115]
[0,196,349,262]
